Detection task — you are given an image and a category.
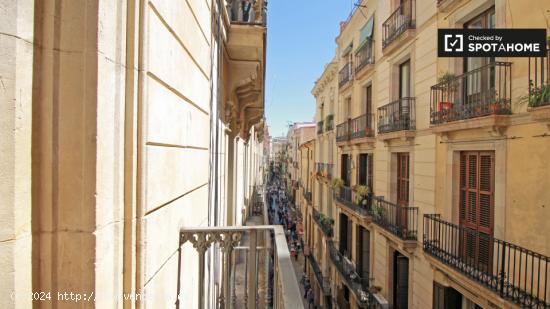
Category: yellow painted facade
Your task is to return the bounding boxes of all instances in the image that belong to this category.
[301,0,550,308]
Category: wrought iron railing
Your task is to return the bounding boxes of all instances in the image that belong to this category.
[179,226,303,309]
[430,62,512,125]
[328,241,373,307]
[339,62,353,88]
[307,254,331,295]
[227,0,267,26]
[326,163,334,179]
[528,47,550,108]
[382,0,415,48]
[351,113,375,139]
[355,40,375,72]
[325,114,335,131]
[334,186,371,217]
[313,208,334,237]
[317,120,324,134]
[336,119,351,142]
[377,97,416,134]
[423,214,550,309]
[370,196,418,241]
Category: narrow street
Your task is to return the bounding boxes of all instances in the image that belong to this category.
[266,175,310,308]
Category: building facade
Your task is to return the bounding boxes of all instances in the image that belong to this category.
[1,1,304,309]
[300,1,550,309]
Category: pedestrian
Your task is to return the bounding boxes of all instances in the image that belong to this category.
[290,244,297,261]
[307,288,314,308]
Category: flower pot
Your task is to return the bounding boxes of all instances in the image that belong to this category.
[438,101,453,111]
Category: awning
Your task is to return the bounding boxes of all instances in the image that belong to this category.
[342,43,353,57]
[356,16,374,52]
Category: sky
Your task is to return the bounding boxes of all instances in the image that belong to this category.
[265,1,354,138]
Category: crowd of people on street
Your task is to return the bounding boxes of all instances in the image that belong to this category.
[267,169,316,308]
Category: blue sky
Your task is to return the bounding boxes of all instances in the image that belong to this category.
[265,1,354,137]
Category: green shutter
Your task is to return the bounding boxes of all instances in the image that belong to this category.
[356,16,374,52]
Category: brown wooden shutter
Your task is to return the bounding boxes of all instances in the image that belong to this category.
[459,151,494,271]
[367,154,374,193]
[397,153,410,207]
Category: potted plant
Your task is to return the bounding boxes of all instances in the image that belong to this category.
[331,178,344,190]
[437,72,457,111]
[355,185,371,206]
[518,83,550,108]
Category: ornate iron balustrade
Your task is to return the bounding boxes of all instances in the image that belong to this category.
[312,208,334,237]
[350,113,375,139]
[382,0,415,48]
[227,0,267,26]
[430,62,512,125]
[369,196,418,241]
[336,120,351,142]
[339,62,353,88]
[377,97,416,134]
[317,120,324,134]
[307,254,331,295]
[355,40,375,72]
[179,226,304,309]
[423,215,550,309]
[328,241,373,307]
[326,163,334,179]
[325,114,335,131]
[528,47,550,108]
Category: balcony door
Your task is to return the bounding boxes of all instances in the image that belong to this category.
[339,213,352,258]
[393,251,409,309]
[464,8,495,106]
[396,153,410,207]
[341,154,351,186]
[357,153,374,193]
[399,60,411,129]
[356,226,370,287]
[459,151,494,272]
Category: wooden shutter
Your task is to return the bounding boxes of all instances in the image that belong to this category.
[339,213,347,254]
[397,153,410,207]
[356,226,370,283]
[394,253,409,309]
[459,151,494,271]
[367,154,374,193]
[347,219,353,259]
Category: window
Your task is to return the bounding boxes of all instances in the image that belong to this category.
[365,84,373,115]
[357,153,374,192]
[433,283,461,309]
[393,251,409,309]
[356,226,370,287]
[464,8,495,104]
[341,154,351,186]
[397,153,410,207]
[459,151,494,271]
[399,60,411,99]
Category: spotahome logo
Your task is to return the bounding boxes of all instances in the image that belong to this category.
[438,29,547,57]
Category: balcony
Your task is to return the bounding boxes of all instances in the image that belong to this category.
[325,114,335,131]
[312,208,334,237]
[336,120,351,142]
[328,241,373,307]
[316,163,334,180]
[430,62,512,129]
[317,120,324,135]
[377,97,416,134]
[179,225,303,308]
[339,62,353,88]
[307,254,331,295]
[382,0,415,50]
[350,113,375,140]
[224,0,267,139]
[227,0,267,25]
[355,39,375,74]
[527,49,550,123]
[423,214,550,309]
[334,186,372,219]
[370,196,418,241]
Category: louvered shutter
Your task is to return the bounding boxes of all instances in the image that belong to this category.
[367,154,374,192]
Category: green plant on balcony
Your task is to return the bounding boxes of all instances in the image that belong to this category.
[354,185,371,206]
[371,199,385,220]
[518,83,550,108]
[331,178,344,190]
